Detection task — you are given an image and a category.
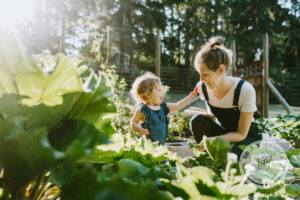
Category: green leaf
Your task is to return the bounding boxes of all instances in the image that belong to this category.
[203,136,232,169]
[117,159,150,180]
[0,29,116,197]
[78,149,123,164]
[0,128,56,193]
[16,54,83,107]
[48,119,110,154]
[171,176,202,198]
[0,29,36,95]
[96,176,173,200]
[286,184,300,198]
[58,167,173,200]
[286,149,300,168]
[292,168,300,176]
[191,166,217,186]
[215,182,256,196]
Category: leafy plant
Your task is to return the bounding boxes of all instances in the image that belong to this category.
[0,30,115,198]
[202,136,233,170]
[167,112,192,142]
[58,134,180,199]
[161,163,256,200]
[256,114,300,147]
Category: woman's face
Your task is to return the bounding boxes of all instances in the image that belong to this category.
[198,63,224,89]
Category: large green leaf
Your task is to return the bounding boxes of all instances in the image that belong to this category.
[0,29,116,197]
[117,158,150,180]
[78,149,123,164]
[0,128,56,193]
[203,136,232,169]
[58,166,173,200]
[215,182,256,197]
[0,28,37,95]
[191,166,217,186]
[286,149,300,168]
[15,54,82,106]
[285,184,300,198]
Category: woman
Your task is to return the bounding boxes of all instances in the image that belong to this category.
[190,36,262,157]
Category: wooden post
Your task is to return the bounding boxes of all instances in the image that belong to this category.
[266,80,294,114]
[262,33,269,117]
[155,29,161,77]
[230,39,236,75]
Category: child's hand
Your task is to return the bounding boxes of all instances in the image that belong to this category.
[139,128,150,136]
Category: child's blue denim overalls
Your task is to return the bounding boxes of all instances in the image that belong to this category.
[140,102,169,144]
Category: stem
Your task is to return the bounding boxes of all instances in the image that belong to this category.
[30,171,50,200]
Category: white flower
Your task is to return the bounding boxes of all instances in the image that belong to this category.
[227,153,238,163]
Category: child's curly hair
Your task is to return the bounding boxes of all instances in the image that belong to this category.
[130,72,161,104]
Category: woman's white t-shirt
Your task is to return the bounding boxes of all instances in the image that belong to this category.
[195,77,257,115]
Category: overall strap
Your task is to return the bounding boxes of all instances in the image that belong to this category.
[139,103,150,118]
[233,79,245,106]
[201,83,209,101]
[161,102,169,115]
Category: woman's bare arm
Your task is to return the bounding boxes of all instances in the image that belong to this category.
[168,92,198,113]
[211,112,254,142]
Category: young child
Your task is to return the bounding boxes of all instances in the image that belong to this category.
[130,72,196,145]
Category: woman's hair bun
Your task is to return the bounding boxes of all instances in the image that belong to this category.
[209,36,223,48]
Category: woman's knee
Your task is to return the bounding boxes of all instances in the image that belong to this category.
[190,114,211,130]
[190,114,211,142]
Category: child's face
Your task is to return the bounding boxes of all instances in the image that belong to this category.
[148,82,163,105]
[198,63,224,89]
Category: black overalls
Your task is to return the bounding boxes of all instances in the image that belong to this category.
[190,79,262,157]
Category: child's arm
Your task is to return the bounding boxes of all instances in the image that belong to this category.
[167,87,199,113]
[130,109,150,136]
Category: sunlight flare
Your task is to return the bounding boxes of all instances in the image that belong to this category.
[0,0,35,26]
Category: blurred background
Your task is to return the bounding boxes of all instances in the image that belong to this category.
[1,0,299,107]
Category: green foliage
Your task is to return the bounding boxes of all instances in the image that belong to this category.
[0,30,115,198]
[203,136,233,170]
[100,64,136,135]
[161,164,256,200]
[286,149,300,168]
[2,17,300,198]
[78,133,181,166]
[285,183,300,198]
[167,112,192,142]
[256,114,300,147]
[57,134,179,199]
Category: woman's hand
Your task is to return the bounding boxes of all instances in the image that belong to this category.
[191,85,199,96]
[168,90,199,113]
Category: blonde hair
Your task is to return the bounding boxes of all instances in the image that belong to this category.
[194,36,232,72]
[130,72,161,104]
